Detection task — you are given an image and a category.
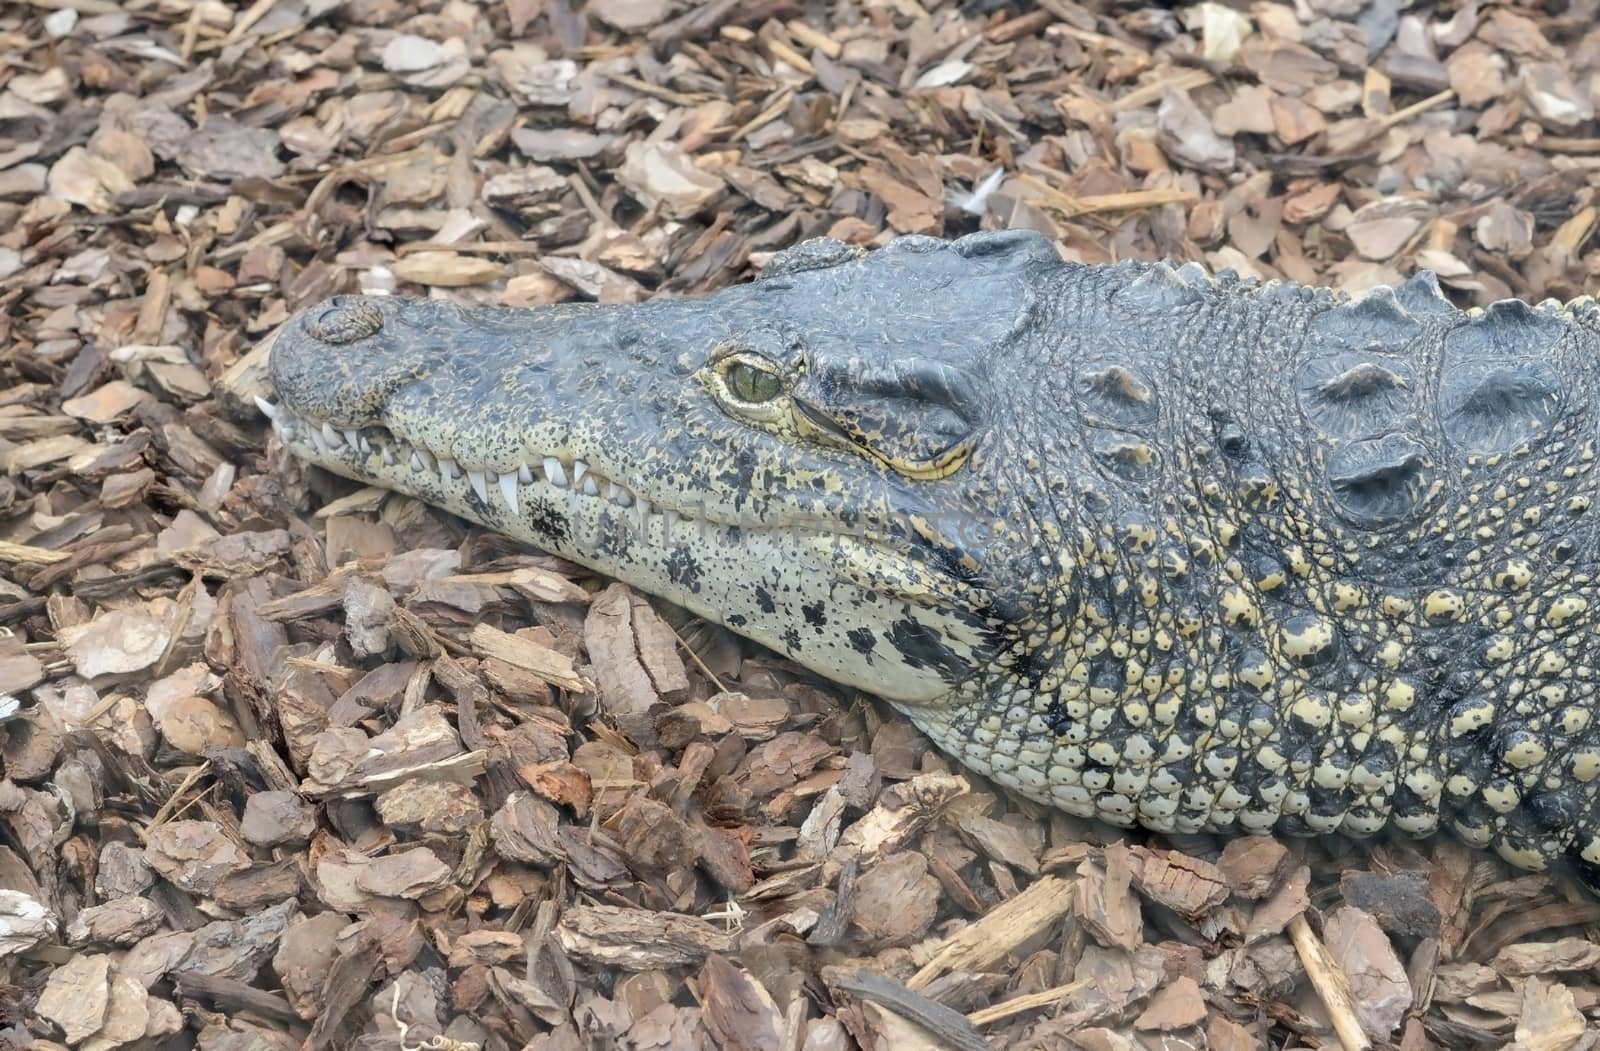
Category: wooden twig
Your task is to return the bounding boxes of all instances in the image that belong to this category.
[1536,136,1600,154]
[909,875,1076,990]
[138,761,213,843]
[967,979,1089,1027]
[1377,88,1455,129]
[661,618,728,695]
[395,240,548,257]
[1019,175,1198,218]
[1108,68,1215,112]
[0,540,68,565]
[1287,913,1371,1051]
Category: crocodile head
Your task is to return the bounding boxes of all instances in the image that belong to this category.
[266,230,1069,710]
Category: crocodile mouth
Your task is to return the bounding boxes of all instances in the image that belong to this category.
[256,395,997,620]
[257,396,683,531]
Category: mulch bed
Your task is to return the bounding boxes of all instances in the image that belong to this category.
[2,0,1599,1048]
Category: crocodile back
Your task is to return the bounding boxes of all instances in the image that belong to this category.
[916,263,1600,883]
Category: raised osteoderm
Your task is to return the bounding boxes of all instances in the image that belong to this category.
[267,229,1600,884]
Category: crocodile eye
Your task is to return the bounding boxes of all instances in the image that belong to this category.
[725,360,783,404]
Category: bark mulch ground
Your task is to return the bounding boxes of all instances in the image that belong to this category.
[3,1,1600,1049]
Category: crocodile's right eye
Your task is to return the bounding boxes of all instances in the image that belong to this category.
[699,348,794,427]
[727,361,783,404]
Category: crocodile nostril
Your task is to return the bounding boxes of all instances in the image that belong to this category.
[305,298,384,344]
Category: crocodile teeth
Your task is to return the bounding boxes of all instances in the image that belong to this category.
[500,472,520,514]
[253,396,279,420]
[581,474,600,496]
[438,457,458,483]
[382,446,397,466]
[467,469,489,503]
[518,463,533,484]
[410,451,425,472]
[345,430,360,449]
[310,429,331,455]
[607,481,633,507]
[322,423,343,448]
[544,457,568,488]
[572,459,589,486]
[637,498,654,517]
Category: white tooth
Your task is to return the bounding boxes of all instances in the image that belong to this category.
[500,473,520,514]
[345,430,360,449]
[544,457,568,488]
[438,457,457,484]
[418,448,436,471]
[310,429,330,455]
[253,396,279,420]
[518,464,533,484]
[467,470,489,502]
[572,459,589,486]
[410,451,425,472]
[582,475,600,496]
[638,498,654,517]
[382,446,396,466]
[322,423,343,447]
[608,481,633,507]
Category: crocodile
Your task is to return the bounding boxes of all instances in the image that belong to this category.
[264,228,1600,885]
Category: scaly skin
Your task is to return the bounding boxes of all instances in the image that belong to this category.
[266,229,1600,883]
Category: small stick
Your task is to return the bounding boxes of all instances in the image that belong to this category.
[602,72,705,107]
[566,171,611,230]
[967,979,1088,1027]
[786,20,842,58]
[396,240,548,257]
[1108,68,1214,112]
[179,5,204,61]
[734,89,796,141]
[1288,913,1371,1051]
[0,541,68,565]
[1019,175,1196,218]
[662,618,729,694]
[1377,88,1454,129]
[1537,136,1600,155]
[767,38,815,77]
[223,0,276,44]
[138,761,212,843]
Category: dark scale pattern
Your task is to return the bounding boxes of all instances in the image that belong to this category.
[266,230,1600,885]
